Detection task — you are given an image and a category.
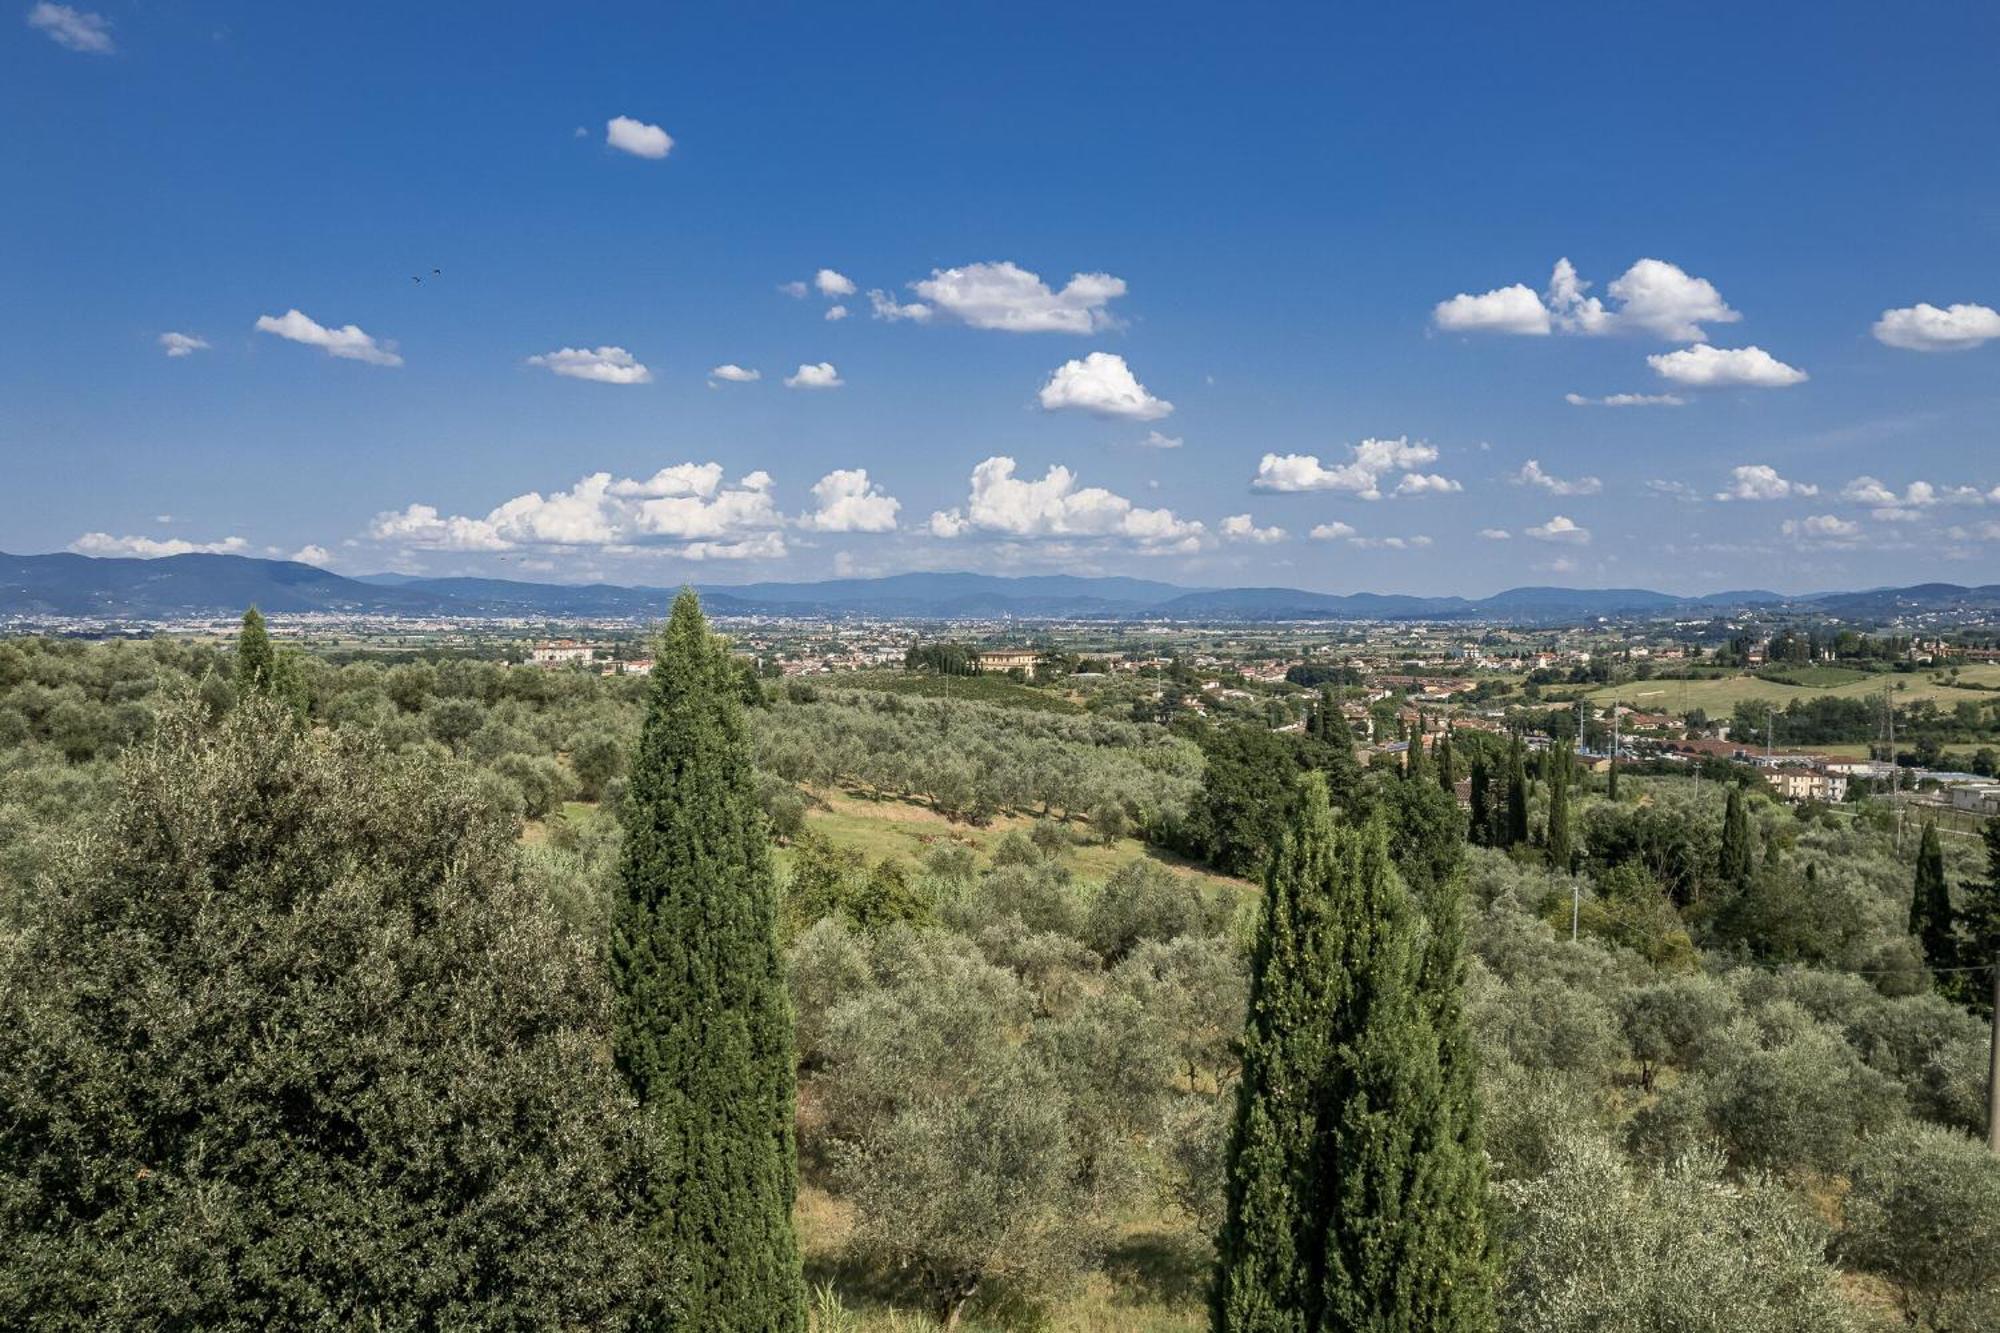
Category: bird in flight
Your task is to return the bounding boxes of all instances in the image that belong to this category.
[410,275,421,284]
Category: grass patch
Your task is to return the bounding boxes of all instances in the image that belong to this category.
[834,670,1084,714]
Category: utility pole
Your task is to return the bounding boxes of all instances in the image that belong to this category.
[1571,877,1580,944]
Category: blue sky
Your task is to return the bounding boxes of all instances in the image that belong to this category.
[4,1,1997,595]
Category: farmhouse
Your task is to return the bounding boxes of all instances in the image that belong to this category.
[977,648,1040,674]
[529,639,602,667]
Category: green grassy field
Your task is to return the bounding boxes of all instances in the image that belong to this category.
[834,670,1085,714]
[785,788,1248,899]
[1588,663,2000,716]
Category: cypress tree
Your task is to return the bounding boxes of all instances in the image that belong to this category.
[1545,740,1573,873]
[1214,774,1496,1331]
[1960,818,2000,1018]
[612,590,805,1331]
[1467,756,1490,848]
[1503,738,1530,849]
[1719,787,1755,893]
[235,606,275,693]
[1405,713,1429,783]
[1909,821,1956,979]
[1435,726,1456,795]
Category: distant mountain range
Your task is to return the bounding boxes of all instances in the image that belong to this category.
[4,550,1998,624]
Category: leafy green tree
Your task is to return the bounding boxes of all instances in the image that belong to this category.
[1467,755,1491,848]
[234,605,275,693]
[1909,821,1957,981]
[1841,1120,2000,1329]
[0,693,657,1327]
[1435,725,1457,794]
[1961,817,2000,1017]
[1213,773,1495,1331]
[612,590,805,1331]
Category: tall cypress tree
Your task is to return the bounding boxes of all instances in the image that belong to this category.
[1435,727,1456,795]
[236,606,275,693]
[1909,821,1956,981]
[1545,741,1573,873]
[1719,786,1755,893]
[1503,738,1531,849]
[1960,818,2000,1018]
[1467,756,1491,848]
[1405,713,1429,783]
[612,590,805,1331]
[1214,774,1496,1331]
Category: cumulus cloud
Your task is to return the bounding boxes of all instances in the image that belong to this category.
[1251,438,1454,500]
[1308,522,1358,541]
[1435,258,1738,342]
[1564,391,1685,407]
[803,469,900,532]
[824,304,848,321]
[784,361,844,389]
[1872,302,2000,352]
[1037,352,1172,420]
[707,363,760,385]
[71,532,249,558]
[1648,344,1807,388]
[902,261,1127,333]
[1515,459,1602,496]
[1433,283,1550,335]
[814,268,857,298]
[1478,528,1512,540]
[1525,515,1591,544]
[1134,430,1183,449]
[605,115,673,159]
[158,331,209,358]
[1219,514,1286,544]
[255,308,402,366]
[1716,465,1817,501]
[867,289,933,323]
[291,544,333,566]
[1347,535,1434,550]
[366,465,784,559]
[1783,514,1861,544]
[778,280,809,299]
[926,456,1204,553]
[1840,475,1990,519]
[27,3,111,52]
[525,345,652,384]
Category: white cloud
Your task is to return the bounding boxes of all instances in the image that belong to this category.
[27,3,111,53]
[1309,522,1358,541]
[254,308,402,366]
[1783,514,1861,543]
[291,544,333,566]
[926,456,1204,553]
[1840,475,1989,517]
[1347,535,1434,550]
[1564,391,1686,407]
[1134,430,1183,449]
[158,331,209,358]
[1478,528,1512,540]
[778,280,809,299]
[1646,479,1702,501]
[1219,514,1286,544]
[1515,459,1602,496]
[1436,257,1738,342]
[1525,515,1591,544]
[905,261,1127,333]
[1251,438,1453,499]
[366,466,785,558]
[784,361,843,389]
[1715,465,1818,501]
[1393,472,1462,496]
[525,345,652,385]
[71,532,250,558]
[1872,302,2000,352]
[1433,283,1550,335]
[803,469,900,532]
[824,304,849,321]
[1648,344,1807,388]
[815,268,857,298]
[708,363,760,384]
[1037,352,1172,420]
[605,115,673,159]
[867,289,933,323]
